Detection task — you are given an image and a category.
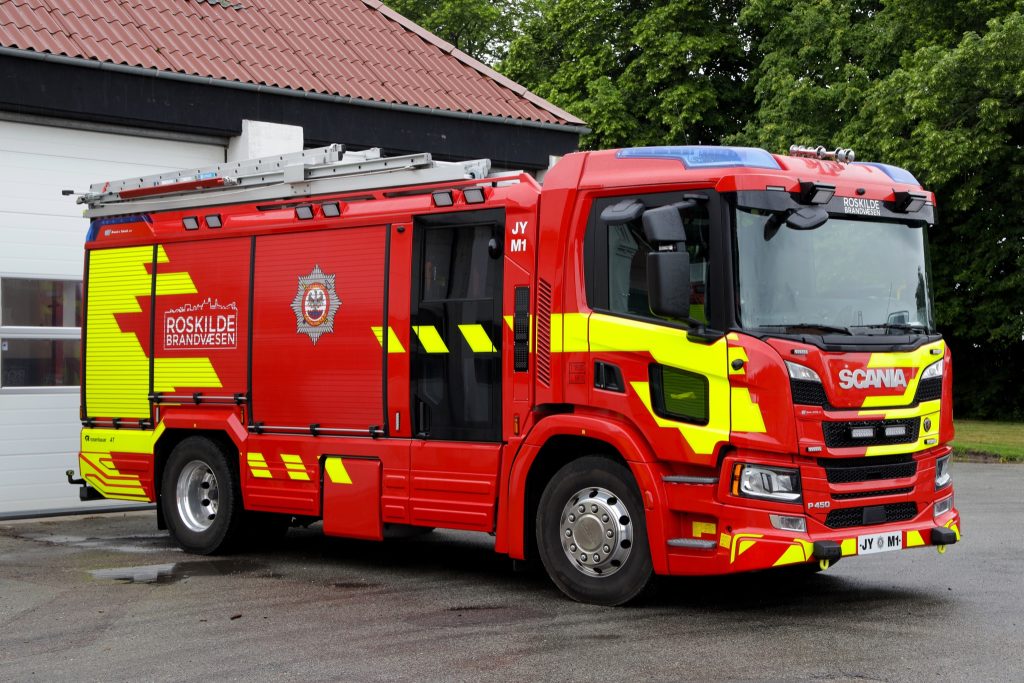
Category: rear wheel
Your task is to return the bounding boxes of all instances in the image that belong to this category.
[536,456,652,605]
[162,436,243,554]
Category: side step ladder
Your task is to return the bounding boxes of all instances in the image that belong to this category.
[80,145,492,218]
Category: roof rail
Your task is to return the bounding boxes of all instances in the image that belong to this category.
[80,145,492,218]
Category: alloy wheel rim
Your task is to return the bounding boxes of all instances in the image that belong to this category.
[558,486,633,577]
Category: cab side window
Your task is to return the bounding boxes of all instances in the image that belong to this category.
[585,194,711,323]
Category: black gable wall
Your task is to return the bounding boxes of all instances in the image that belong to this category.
[0,51,582,170]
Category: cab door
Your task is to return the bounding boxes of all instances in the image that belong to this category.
[407,208,505,531]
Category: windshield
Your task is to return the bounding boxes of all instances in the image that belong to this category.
[733,207,935,334]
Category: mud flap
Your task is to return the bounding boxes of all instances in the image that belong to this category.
[322,457,383,540]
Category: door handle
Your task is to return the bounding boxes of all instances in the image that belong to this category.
[416,399,430,437]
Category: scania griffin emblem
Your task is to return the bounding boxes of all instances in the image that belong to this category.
[291,264,341,344]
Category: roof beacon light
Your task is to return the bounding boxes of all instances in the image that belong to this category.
[789,145,856,164]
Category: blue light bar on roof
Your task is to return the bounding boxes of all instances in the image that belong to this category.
[852,162,920,185]
[86,214,151,242]
[617,146,781,170]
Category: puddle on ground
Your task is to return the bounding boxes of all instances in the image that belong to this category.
[20,532,176,554]
[90,559,267,585]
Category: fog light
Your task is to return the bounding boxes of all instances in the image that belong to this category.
[933,494,953,518]
[851,427,874,439]
[770,514,807,533]
[884,425,907,437]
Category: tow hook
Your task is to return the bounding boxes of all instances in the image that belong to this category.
[931,526,958,554]
[812,540,842,570]
[65,470,103,501]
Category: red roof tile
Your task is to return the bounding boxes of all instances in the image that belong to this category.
[0,0,583,126]
[0,0,581,125]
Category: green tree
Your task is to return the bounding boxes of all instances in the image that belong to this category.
[502,0,752,149]
[734,1,1024,418]
[383,0,533,65]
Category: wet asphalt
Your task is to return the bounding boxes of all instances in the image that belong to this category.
[0,461,1021,682]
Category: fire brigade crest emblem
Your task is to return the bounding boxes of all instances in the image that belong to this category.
[291,265,341,345]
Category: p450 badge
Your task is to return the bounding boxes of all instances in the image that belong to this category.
[807,500,831,510]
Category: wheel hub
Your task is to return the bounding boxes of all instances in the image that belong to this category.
[559,486,633,577]
[176,460,220,533]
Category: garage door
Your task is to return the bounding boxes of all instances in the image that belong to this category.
[0,120,224,517]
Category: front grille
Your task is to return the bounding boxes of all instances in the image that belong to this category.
[914,377,942,403]
[824,502,918,529]
[791,379,828,407]
[832,487,914,500]
[820,454,917,483]
[822,418,919,448]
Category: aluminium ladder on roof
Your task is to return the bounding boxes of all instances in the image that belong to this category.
[80,144,493,219]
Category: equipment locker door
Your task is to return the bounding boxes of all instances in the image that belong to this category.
[407,208,505,531]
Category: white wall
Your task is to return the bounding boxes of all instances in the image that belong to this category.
[0,120,224,516]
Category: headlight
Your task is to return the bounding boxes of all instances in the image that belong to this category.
[933,494,953,518]
[921,359,944,380]
[786,361,822,383]
[733,463,802,503]
[935,454,951,490]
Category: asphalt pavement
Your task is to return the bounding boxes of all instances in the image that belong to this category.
[0,462,1021,682]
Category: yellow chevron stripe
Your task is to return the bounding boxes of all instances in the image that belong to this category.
[246,452,272,479]
[85,246,221,419]
[412,325,449,353]
[280,454,310,481]
[324,458,353,485]
[79,453,148,500]
[371,326,405,353]
[458,324,497,353]
[860,340,945,408]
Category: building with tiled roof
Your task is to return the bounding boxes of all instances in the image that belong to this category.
[0,0,585,165]
[0,0,585,517]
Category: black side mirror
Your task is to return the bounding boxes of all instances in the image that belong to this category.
[785,206,829,230]
[647,251,692,321]
[641,200,700,326]
[641,201,694,243]
[600,199,645,224]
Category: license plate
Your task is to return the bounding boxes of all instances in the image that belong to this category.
[857,531,903,555]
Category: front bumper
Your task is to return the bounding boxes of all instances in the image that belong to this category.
[661,502,960,575]
[657,448,960,576]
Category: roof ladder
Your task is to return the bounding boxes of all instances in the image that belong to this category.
[79,144,492,218]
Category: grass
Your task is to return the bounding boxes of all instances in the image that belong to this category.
[952,419,1024,462]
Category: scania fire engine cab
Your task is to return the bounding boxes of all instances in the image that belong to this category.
[69,143,960,605]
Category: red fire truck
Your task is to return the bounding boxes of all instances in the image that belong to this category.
[68,143,960,604]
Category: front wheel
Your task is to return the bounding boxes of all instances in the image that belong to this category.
[161,436,243,554]
[536,456,653,605]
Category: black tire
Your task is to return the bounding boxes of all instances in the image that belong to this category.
[536,456,653,605]
[161,436,244,555]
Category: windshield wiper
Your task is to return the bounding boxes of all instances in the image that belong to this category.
[858,323,929,335]
[774,323,853,335]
